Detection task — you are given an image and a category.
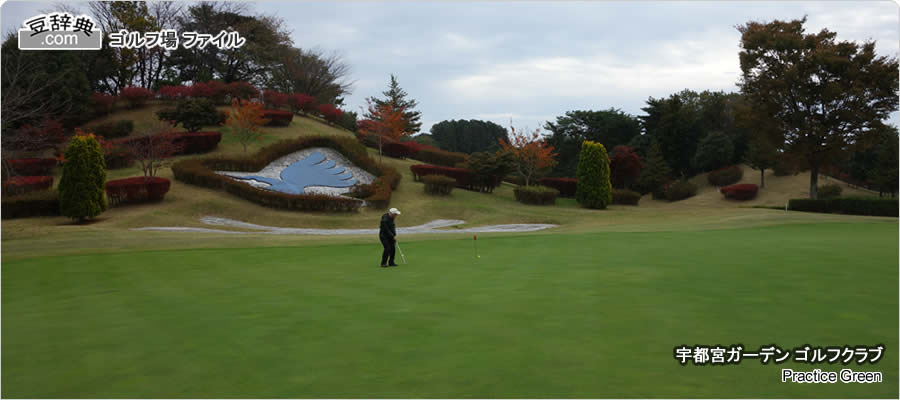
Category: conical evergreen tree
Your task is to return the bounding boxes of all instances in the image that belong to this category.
[636,141,672,198]
[365,74,422,134]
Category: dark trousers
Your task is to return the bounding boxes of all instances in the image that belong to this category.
[380,238,396,265]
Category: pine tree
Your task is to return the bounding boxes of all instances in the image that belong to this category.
[636,141,672,198]
[365,74,422,134]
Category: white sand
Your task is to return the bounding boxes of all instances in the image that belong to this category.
[134,217,556,235]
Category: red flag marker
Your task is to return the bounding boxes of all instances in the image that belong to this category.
[473,234,479,259]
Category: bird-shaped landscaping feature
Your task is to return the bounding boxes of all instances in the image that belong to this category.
[235,151,357,194]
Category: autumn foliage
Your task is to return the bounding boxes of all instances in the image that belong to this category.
[497,125,557,187]
[358,101,410,157]
[222,99,268,152]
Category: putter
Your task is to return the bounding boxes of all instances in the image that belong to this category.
[396,242,408,264]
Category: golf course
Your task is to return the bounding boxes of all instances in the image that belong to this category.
[3,106,898,398]
[2,2,899,397]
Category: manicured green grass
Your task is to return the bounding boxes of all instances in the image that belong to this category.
[3,222,896,398]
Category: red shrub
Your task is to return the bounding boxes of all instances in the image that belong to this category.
[205,80,229,102]
[5,158,57,176]
[382,141,416,158]
[539,177,578,197]
[12,118,66,152]
[2,176,53,195]
[317,104,344,123]
[410,164,474,188]
[190,81,214,98]
[289,93,317,113]
[609,145,643,189]
[157,85,190,101]
[263,90,289,109]
[401,140,440,153]
[120,86,154,108]
[105,176,171,206]
[720,183,759,201]
[227,81,259,100]
[262,109,294,126]
[91,92,118,114]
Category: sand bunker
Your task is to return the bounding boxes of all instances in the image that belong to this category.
[134,217,556,235]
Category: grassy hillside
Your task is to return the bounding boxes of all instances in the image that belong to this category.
[1,105,893,260]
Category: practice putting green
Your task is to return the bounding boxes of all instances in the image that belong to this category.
[2,221,897,398]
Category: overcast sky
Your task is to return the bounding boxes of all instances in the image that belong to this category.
[2,0,898,132]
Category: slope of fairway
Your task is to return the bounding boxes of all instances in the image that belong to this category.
[2,221,896,398]
[640,164,878,209]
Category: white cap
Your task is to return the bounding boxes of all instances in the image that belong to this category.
[389,208,401,215]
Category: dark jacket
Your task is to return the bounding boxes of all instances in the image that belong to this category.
[379,213,396,242]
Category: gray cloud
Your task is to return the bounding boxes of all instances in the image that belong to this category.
[2,0,897,131]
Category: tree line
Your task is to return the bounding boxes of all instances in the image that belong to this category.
[1,1,352,133]
[421,17,898,198]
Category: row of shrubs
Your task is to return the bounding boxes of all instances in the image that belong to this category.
[4,158,57,176]
[1,190,60,219]
[89,120,134,138]
[105,177,172,207]
[356,133,467,167]
[410,165,478,190]
[422,175,455,196]
[112,131,222,155]
[262,90,345,124]
[172,135,400,211]
[708,165,743,186]
[2,176,53,196]
[539,178,577,197]
[720,184,759,200]
[262,110,294,127]
[788,197,898,217]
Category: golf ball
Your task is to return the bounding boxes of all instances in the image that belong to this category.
[477,255,481,258]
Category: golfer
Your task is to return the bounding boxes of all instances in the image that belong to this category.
[379,208,401,267]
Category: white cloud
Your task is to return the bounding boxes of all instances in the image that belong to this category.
[441,29,742,102]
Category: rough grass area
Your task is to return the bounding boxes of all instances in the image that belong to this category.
[2,222,896,398]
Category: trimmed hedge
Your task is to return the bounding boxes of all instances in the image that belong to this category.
[355,132,468,167]
[120,86,154,108]
[612,188,641,205]
[664,180,697,202]
[90,120,134,138]
[5,158,57,176]
[413,147,468,167]
[513,185,559,205]
[576,141,612,209]
[175,131,222,154]
[106,177,171,206]
[540,177,577,197]
[422,175,455,196]
[1,190,60,219]
[263,109,293,126]
[114,131,221,155]
[2,176,53,195]
[172,135,400,211]
[720,183,759,201]
[817,183,842,199]
[383,141,415,159]
[788,197,898,217]
[410,164,474,189]
[708,165,743,186]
